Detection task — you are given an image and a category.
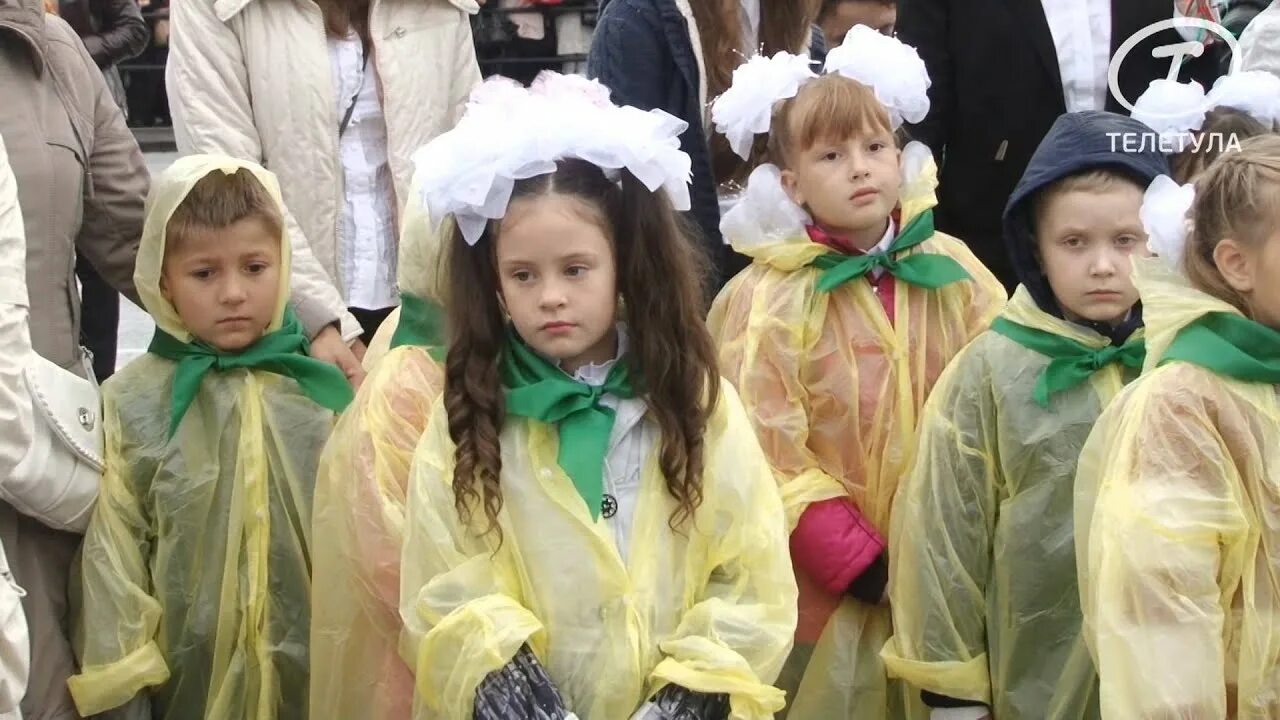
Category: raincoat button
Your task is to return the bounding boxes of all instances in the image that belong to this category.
[539,468,553,480]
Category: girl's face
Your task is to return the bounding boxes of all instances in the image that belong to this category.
[781,128,903,251]
[496,193,619,375]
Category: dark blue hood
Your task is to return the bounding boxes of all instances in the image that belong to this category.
[1002,110,1171,315]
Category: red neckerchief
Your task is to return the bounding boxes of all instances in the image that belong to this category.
[804,210,901,324]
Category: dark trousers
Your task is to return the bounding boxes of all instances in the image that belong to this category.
[76,254,119,382]
[349,306,395,346]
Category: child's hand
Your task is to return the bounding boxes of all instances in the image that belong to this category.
[310,326,366,389]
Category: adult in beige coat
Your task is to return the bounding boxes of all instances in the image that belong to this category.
[167,0,483,345]
[0,1,364,715]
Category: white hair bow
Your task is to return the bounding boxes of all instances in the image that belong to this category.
[1206,70,1280,127]
[1140,175,1196,271]
[824,25,931,129]
[708,26,933,160]
[710,52,817,160]
[413,72,693,245]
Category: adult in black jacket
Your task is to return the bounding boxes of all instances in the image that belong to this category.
[588,0,820,291]
[897,0,1222,291]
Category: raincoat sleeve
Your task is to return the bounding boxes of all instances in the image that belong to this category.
[399,401,544,720]
[1076,367,1250,720]
[311,347,442,720]
[944,234,1007,338]
[167,0,361,343]
[66,392,169,717]
[647,381,798,719]
[882,342,998,706]
[709,273,884,594]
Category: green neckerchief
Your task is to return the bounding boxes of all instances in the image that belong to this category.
[991,316,1146,408]
[500,331,634,521]
[1160,311,1280,384]
[808,210,972,292]
[148,307,355,438]
[389,292,446,361]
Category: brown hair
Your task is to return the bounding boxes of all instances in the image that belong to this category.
[1183,134,1280,316]
[691,0,822,186]
[315,0,370,40]
[166,168,283,253]
[768,73,894,168]
[443,159,721,540]
[1030,168,1144,232]
[1170,106,1272,183]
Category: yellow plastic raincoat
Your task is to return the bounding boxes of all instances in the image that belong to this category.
[67,156,337,720]
[706,160,1006,720]
[309,172,450,720]
[881,287,1136,719]
[400,380,798,720]
[361,172,451,371]
[1075,258,1280,719]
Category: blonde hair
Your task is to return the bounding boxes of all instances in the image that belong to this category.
[1031,169,1142,231]
[1170,106,1272,183]
[1183,134,1280,315]
[166,168,284,253]
[769,74,894,169]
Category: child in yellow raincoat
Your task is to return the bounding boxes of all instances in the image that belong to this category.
[67,156,353,720]
[309,169,449,720]
[705,27,1005,720]
[1075,135,1280,719]
[399,72,797,720]
[880,111,1171,720]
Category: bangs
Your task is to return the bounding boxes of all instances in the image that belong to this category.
[772,75,894,163]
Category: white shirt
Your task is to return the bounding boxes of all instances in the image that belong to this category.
[1040,0,1112,112]
[739,0,761,55]
[329,33,399,310]
[561,326,654,563]
[866,219,896,280]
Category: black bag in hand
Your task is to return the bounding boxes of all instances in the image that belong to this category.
[473,645,573,720]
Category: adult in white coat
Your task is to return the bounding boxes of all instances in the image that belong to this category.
[167,0,483,346]
[0,128,37,720]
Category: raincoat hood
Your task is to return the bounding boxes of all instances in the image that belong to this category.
[397,170,451,304]
[1131,256,1244,371]
[135,155,292,343]
[1003,111,1170,315]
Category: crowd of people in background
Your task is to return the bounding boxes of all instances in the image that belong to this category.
[1,0,1280,718]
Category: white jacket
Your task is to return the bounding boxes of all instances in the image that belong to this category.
[1241,1,1280,80]
[168,0,482,341]
[0,131,34,720]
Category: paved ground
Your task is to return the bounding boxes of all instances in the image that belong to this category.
[115,151,178,369]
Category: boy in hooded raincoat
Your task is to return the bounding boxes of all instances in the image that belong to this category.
[67,155,353,720]
[880,111,1169,720]
[309,169,450,720]
[1076,136,1280,719]
[706,69,1006,719]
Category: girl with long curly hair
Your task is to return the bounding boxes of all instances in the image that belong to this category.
[398,75,797,720]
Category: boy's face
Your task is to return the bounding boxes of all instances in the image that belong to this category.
[781,128,902,248]
[1035,184,1150,326]
[160,217,282,352]
[822,1,897,47]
